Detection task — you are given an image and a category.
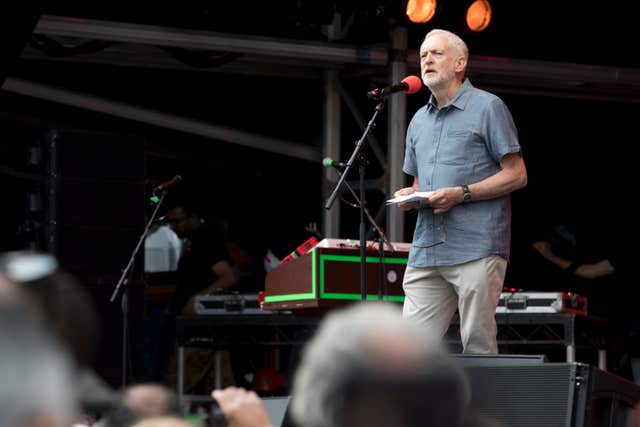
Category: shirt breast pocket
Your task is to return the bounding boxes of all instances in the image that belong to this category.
[439,130,484,166]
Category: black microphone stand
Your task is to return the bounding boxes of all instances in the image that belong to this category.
[331,167,397,300]
[325,96,391,301]
[109,188,167,386]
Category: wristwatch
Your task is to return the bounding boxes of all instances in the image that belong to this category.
[461,185,472,203]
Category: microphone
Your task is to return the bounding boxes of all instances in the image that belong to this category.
[367,75,422,99]
[322,158,347,169]
[153,175,182,192]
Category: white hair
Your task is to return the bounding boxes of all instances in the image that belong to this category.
[0,306,76,427]
[290,302,468,427]
[423,28,469,62]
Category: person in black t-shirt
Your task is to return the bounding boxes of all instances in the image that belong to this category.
[165,203,238,315]
[157,199,239,392]
[532,219,638,382]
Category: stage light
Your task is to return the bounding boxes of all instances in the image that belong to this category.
[466,0,492,32]
[406,0,437,24]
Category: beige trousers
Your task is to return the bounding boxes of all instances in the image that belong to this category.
[402,255,507,354]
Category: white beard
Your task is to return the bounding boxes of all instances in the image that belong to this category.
[423,68,455,92]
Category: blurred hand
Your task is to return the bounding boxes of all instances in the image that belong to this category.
[212,386,274,427]
[532,241,554,260]
[394,186,420,211]
[180,296,196,315]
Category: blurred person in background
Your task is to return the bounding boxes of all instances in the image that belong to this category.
[0,250,116,420]
[101,383,181,427]
[0,304,77,427]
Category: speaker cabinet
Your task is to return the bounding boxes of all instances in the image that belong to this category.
[465,362,640,427]
[284,361,640,427]
[43,129,145,278]
[452,353,548,366]
[42,128,147,387]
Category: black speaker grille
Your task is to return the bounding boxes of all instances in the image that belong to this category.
[42,129,146,279]
[466,364,579,427]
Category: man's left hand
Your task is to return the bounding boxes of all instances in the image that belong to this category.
[428,187,463,214]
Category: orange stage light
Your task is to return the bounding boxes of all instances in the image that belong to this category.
[466,0,492,32]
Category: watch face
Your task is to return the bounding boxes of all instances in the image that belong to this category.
[462,186,471,202]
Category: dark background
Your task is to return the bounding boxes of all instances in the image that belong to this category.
[1,1,639,385]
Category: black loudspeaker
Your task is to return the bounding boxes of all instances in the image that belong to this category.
[451,353,548,366]
[42,128,147,387]
[283,359,639,427]
[464,362,640,427]
[43,128,146,281]
[0,4,42,85]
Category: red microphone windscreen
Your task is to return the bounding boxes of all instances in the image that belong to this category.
[401,75,423,94]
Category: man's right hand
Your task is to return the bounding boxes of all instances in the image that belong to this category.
[394,186,420,211]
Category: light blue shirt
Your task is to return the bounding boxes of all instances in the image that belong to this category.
[403,79,521,267]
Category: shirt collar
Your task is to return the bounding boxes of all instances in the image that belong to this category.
[427,78,474,112]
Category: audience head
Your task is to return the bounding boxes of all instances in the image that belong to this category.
[0,304,77,427]
[0,250,112,417]
[0,250,100,368]
[103,383,181,427]
[122,384,181,418]
[130,416,193,427]
[0,266,34,314]
[290,302,470,427]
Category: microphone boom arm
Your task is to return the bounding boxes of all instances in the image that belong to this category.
[324,96,390,302]
[333,170,396,254]
[110,189,167,303]
[324,99,384,210]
